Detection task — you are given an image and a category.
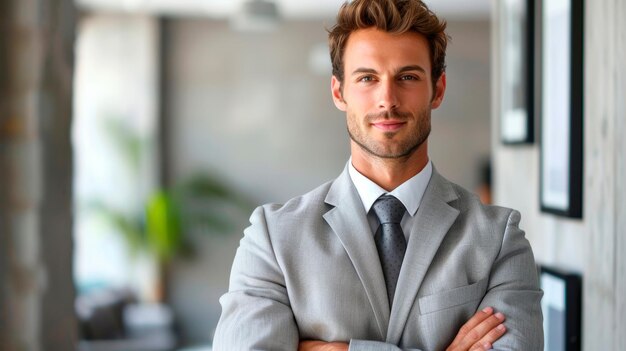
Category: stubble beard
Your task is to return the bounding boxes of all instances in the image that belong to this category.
[347,108,432,159]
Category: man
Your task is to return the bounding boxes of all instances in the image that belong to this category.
[213,0,543,350]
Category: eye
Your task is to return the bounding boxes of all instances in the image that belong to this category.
[399,75,419,81]
[357,75,375,82]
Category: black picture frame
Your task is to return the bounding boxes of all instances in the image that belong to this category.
[539,265,582,351]
[539,0,584,218]
[499,0,535,144]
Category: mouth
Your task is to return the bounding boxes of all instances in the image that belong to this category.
[370,120,407,132]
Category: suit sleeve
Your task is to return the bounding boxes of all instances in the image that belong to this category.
[479,210,544,350]
[212,206,299,350]
[349,340,422,351]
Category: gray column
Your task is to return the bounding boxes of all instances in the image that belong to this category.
[0,0,77,350]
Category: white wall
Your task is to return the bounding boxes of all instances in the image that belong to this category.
[491,0,626,349]
[73,14,161,301]
[164,18,492,344]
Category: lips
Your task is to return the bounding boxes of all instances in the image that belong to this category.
[371,120,407,132]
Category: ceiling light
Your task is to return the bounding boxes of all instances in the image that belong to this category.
[231,0,281,32]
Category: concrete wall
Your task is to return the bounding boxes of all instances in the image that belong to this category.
[491,0,626,349]
[163,18,492,344]
[0,0,77,350]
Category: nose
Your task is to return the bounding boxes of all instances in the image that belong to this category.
[377,79,398,110]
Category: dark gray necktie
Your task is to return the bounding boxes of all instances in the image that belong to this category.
[372,195,407,307]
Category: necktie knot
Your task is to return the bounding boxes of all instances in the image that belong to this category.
[372,195,406,224]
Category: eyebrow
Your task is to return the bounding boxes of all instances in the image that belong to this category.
[351,65,427,76]
[397,65,427,74]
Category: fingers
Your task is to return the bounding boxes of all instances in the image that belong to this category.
[447,307,507,351]
[463,307,496,336]
[469,323,507,350]
[448,307,495,348]
[460,311,506,350]
[299,341,327,351]
[298,341,349,351]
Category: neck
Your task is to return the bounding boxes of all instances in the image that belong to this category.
[351,141,429,191]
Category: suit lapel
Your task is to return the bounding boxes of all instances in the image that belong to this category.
[323,167,390,340]
[387,169,460,344]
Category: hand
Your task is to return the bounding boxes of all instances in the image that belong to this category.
[298,340,349,351]
[446,307,507,351]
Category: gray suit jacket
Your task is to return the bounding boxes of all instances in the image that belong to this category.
[213,166,543,350]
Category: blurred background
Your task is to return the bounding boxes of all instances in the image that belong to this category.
[1,0,625,350]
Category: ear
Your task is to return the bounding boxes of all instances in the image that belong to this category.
[331,75,347,111]
[430,72,446,109]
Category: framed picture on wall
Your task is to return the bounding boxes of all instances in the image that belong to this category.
[539,0,584,218]
[540,265,582,351]
[499,0,535,144]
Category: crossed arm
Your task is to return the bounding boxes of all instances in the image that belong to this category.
[213,207,542,350]
[299,307,507,351]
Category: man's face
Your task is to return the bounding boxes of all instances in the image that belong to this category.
[331,28,446,159]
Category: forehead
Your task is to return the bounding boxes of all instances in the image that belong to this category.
[343,28,432,72]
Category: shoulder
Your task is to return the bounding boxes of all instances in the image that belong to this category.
[440,176,522,236]
[251,179,335,227]
[241,179,340,252]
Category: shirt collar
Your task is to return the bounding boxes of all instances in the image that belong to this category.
[348,157,433,216]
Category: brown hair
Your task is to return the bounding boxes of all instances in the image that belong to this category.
[328,0,449,88]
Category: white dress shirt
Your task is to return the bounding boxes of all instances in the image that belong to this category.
[348,158,433,241]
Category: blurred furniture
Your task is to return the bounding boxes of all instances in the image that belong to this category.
[76,289,177,351]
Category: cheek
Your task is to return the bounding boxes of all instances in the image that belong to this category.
[344,91,372,112]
